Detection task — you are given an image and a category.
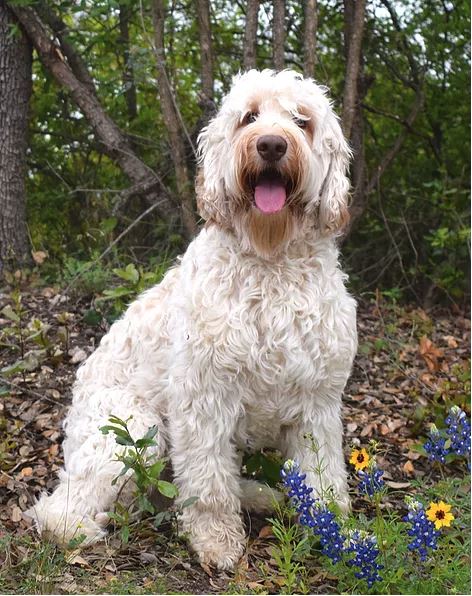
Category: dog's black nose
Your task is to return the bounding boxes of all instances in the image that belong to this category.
[256,135,287,162]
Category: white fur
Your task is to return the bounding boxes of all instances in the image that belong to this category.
[28,70,357,570]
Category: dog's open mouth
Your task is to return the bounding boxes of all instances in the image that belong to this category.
[252,170,289,214]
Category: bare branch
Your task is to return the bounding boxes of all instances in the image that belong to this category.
[366,89,424,195]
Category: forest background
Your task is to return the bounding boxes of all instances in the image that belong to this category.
[0,0,470,306]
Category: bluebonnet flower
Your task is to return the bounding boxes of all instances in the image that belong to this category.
[280,460,315,526]
[445,406,471,457]
[357,467,385,497]
[281,461,344,563]
[403,499,439,561]
[310,502,345,563]
[424,424,449,463]
[345,531,383,587]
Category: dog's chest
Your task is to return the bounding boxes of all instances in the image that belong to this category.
[189,259,350,394]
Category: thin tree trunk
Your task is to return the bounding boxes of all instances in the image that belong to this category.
[342,0,365,140]
[119,2,138,121]
[151,0,196,239]
[7,2,176,224]
[273,0,285,71]
[303,0,317,78]
[0,2,32,274]
[340,0,367,241]
[243,0,260,70]
[195,0,215,130]
[195,0,213,105]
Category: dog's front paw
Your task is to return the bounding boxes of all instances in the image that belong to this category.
[184,512,246,570]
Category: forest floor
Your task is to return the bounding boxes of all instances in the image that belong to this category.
[0,282,470,594]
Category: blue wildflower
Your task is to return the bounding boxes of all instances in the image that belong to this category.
[403,499,439,561]
[280,460,315,526]
[281,461,345,563]
[445,406,471,458]
[424,424,449,463]
[310,502,345,563]
[358,467,385,497]
[345,531,383,587]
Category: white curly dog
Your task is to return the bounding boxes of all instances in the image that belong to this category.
[29,70,357,570]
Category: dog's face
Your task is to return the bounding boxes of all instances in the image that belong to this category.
[197,70,351,257]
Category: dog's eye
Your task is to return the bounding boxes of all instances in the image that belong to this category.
[244,112,258,125]
[293,117,308,129]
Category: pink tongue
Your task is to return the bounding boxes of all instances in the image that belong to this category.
[254,182,286,214]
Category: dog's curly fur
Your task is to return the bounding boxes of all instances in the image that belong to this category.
[28,70,357,570]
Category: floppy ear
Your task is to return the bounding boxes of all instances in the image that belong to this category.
[318,114,352,235]
[196,119,226,224]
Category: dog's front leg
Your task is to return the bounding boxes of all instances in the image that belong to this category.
[168,393,245,570]
[282,401,350,513]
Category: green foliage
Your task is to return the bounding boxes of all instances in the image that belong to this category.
[269,504,311,594]
[21,0,469,303]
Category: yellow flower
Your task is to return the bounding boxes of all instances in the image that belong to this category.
[426,501,454,530]
[349,448,370,471]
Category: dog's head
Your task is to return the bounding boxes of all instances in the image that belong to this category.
[196,69,351,257]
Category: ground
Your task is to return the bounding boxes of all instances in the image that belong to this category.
[0,282,470,594]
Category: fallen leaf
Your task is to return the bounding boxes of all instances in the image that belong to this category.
[20,467,33,478]
[419,335,443,372]
[31,250,48,265]
[258,525,273,538]
[385,481,411,489]
[347,422,358,433]
[11,506,22,522]
[403,460,415,476]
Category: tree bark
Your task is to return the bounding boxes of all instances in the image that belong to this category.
[303,0,317,78]
[151,0,197,239]
[243,0,260,70]
[119,2,138,122]
[272,0,285,71]
[195,0,215,129]
[340,0,367,241]
[0,2,32,274]
[6,2,176,225]
[342,0,366,140]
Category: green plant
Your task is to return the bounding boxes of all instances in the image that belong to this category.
[99,415,181,544]
[268,504,310,594]
[97,260,171,319]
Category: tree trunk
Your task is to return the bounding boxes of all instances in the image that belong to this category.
[243,0,260,70]
[151,0,197,240]
[342,0,365,140]
[303,0,317,78]
[272,0,285,71]
[119,2,138,122]
[0,2,32,274]
[340,0,367,241]
[195,0,215,128]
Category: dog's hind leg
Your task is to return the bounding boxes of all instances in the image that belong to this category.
[239,478,284,513]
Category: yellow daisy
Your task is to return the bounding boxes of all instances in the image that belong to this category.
[426,501,454,530]
[349,448,370,471]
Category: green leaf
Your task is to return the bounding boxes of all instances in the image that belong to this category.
[157,480,178,499]
[147,460,166,479]
[181,496,199,508]
[1,305,20,323]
